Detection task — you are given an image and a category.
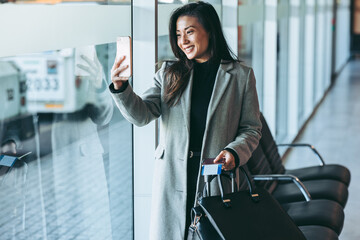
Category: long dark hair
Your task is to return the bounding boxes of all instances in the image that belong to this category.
[164,1,237,107]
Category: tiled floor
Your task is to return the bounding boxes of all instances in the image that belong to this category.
[284,57,360,239]
[0,119,133,240]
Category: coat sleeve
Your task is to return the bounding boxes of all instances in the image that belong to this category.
[109,62,166,127]
[225,68,262,166]
[87,80,114,126]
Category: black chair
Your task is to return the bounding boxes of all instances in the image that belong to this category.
[257,113,349,207]
[259,112,350,186]
[244,146,345,236]
[299,225,339,240]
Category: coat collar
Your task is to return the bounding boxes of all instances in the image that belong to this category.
[180,60,235,133]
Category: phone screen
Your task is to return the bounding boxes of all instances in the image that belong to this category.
[116,36,132,78]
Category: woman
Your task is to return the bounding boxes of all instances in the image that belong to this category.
[109,2,261,239]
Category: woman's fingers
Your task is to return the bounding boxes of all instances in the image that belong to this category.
[213,151,225,163]
[214,150,235,171]
[111,61,130,90]
[111,56,129,80]
[112,55,126,71]
[112,64,129,80]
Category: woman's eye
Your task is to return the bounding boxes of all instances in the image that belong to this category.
[176,34,181,38]
[187,30,194,34]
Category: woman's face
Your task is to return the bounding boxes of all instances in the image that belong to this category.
[176,16,210,63]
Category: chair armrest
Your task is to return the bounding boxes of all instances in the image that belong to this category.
[252,174,312,202]
[277,143,325,166]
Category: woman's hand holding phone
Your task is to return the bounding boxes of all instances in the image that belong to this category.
[111,36,132,90]
[111,56,130,90]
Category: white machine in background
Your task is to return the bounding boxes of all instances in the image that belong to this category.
[0,61,27,120]
[6,47,97,114]
[0,61,35,148]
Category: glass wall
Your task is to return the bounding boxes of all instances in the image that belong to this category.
[0,1,133,239]
[238,0,264,110]
[0,42,134,240]
[275,0,289,142]
[298,0,306,125]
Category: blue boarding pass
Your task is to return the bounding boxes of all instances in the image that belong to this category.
[201,158,224,176]
[201,164,222,176]
[0,155,18,167]
[0,152,31,168]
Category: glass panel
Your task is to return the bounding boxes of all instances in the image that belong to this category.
[238,0,264,110]
[0,42,133,239]
[157,1,182,65]
[276,0,289,142]
[298,0,306,125]
[238,0,253,65]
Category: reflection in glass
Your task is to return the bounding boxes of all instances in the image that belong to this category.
[0,43,133,239]
[51,45,113,239]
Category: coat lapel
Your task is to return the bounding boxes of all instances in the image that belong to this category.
[205,61,234,130]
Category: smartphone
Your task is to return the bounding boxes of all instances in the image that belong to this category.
[116,36,132,78]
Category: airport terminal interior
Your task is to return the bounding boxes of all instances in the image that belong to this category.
[0,0,360,239]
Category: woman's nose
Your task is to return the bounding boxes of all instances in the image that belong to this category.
[180,35,189,45]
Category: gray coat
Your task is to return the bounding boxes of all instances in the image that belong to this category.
[110,60,262,240]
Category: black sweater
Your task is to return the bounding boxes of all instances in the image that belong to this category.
[189,60,219,151]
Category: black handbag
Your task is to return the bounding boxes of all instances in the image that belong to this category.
[187,167,306,240]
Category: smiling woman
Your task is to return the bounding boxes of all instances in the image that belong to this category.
[109,1,262,239]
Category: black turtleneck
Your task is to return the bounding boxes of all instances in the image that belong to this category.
[189,59,220,151]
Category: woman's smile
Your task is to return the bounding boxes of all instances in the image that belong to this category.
[184,46,194,53]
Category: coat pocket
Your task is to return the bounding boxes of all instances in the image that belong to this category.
[154,145,165,159]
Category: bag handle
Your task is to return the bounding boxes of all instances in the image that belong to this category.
[215,167,260,208]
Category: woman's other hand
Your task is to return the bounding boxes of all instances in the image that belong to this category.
[111,56,130,90]
[1,140,17,154]
[214,150,235,171]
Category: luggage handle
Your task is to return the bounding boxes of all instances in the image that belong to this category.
[201,167,260,208]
